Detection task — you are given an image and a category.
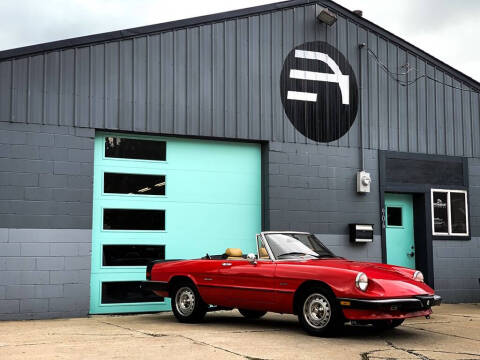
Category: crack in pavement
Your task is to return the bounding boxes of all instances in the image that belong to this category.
[98,320,269,360]
[402,324,480,342]
[360,339,480,360]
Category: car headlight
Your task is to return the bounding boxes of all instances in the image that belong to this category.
[413,270,424,282]
[355,272,368,291]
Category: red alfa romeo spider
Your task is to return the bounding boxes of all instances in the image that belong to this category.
[141,231,441,336]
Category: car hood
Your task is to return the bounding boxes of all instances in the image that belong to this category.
[277,258,434,297]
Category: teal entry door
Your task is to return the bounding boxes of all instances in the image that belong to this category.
[90,132,261,314]
[385,193,416,269]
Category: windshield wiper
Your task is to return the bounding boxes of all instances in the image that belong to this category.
[277,252,320,258]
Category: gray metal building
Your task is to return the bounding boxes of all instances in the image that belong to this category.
[0,0,479,320]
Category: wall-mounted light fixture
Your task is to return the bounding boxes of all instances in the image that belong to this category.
[316,6,337,26]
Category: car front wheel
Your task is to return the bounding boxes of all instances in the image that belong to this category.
[171,281,207,323]
[297,286,342,336]
[238,309,267,319]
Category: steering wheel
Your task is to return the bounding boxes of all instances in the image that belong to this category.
[205,253,211,260]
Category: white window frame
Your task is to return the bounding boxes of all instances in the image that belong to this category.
[431,189,469,236]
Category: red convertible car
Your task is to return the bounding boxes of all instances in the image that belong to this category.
[142,231,441,336]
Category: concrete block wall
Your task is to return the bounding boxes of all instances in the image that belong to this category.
[432,158,480,303]
[0,122,94,229]
[0,229,92,320]
[0,122,93,319]
[267,141,381,263]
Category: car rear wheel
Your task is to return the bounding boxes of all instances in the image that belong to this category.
[297,285,343,337]
[372,319,404,330]
[171,281,207,323]
[238,309,267,319]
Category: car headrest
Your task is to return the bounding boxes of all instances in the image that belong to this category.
[225,248,243,257]
[259,247,269,258]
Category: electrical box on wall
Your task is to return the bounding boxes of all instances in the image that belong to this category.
[357,170,371,193]
[349,224,374,243]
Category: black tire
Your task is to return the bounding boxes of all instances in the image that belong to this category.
[372,319,404,330]
[171,281,207,323]
[297,285,343,337]
[238,309,267,319]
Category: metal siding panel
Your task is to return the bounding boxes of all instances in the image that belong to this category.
[326,14,337,147]
[187,27,200,136]
[75,47,90,128]
[304,4,318,145]
[147,35,161,133]
[160,32,174,134]
[91,44,105,129]
[248,16,261,140]
[104,42,119,130]
[452,78,463,156]
[387,43,398,151]
[12,58,28,123]
[444,74,455,156]
[416,58,427,153]
[59,50,75,127]
[397,48,408,152]
[44,52,60,126]
[377,37,388,151]
[28,55,44,124]
[199,25,213,137]
[425,64,436,154]
[462,84,472,157]
[367,32,378,150]
[283,9,295,143]
[224,20,237,138]
[336,15,348,148]
[260,13,272,140]
[212,22,225,138]
[358,28,369,150]
[0,61,12,122]
[236,18,249,139]
[407,53,417,152]
[435,69,446,155]
[293,6,306,144]
[133,37,147,132]
[346,21,359,148]
[471,92,480,157]
[119,40,133,131]
[174,29,187,134]
[271,11,284,142]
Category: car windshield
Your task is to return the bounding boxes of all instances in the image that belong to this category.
[264,233,336,259]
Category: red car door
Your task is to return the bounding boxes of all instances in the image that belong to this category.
[216,259,277,310]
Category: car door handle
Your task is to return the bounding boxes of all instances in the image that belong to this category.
[222,262,232,267]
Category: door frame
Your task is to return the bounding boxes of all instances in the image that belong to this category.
[379,151,469,288]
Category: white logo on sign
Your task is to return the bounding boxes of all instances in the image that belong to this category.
[287,49,350,104]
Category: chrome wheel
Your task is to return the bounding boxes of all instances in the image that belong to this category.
[303,293,331,329]
[175,286,196,317]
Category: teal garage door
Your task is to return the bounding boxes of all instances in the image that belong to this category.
[90,132,261,314]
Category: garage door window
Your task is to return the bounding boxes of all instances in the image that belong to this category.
[102,245,165,266]
[105,136,166,161]
[104,173,166,196]
[101,281,163,304]
[103,209,165,230]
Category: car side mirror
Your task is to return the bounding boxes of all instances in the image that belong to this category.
[247,253,257,265]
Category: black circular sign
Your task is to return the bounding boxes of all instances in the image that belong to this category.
[280,41,358,143]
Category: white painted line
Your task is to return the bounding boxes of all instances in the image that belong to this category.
[287,91,317,102]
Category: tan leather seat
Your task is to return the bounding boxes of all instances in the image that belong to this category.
[225,248,243,259]
[259,247,269,259]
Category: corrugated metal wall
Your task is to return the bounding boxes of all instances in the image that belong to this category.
[0,3,479,157]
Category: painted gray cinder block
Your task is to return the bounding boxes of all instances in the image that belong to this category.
[0,228,91,320]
